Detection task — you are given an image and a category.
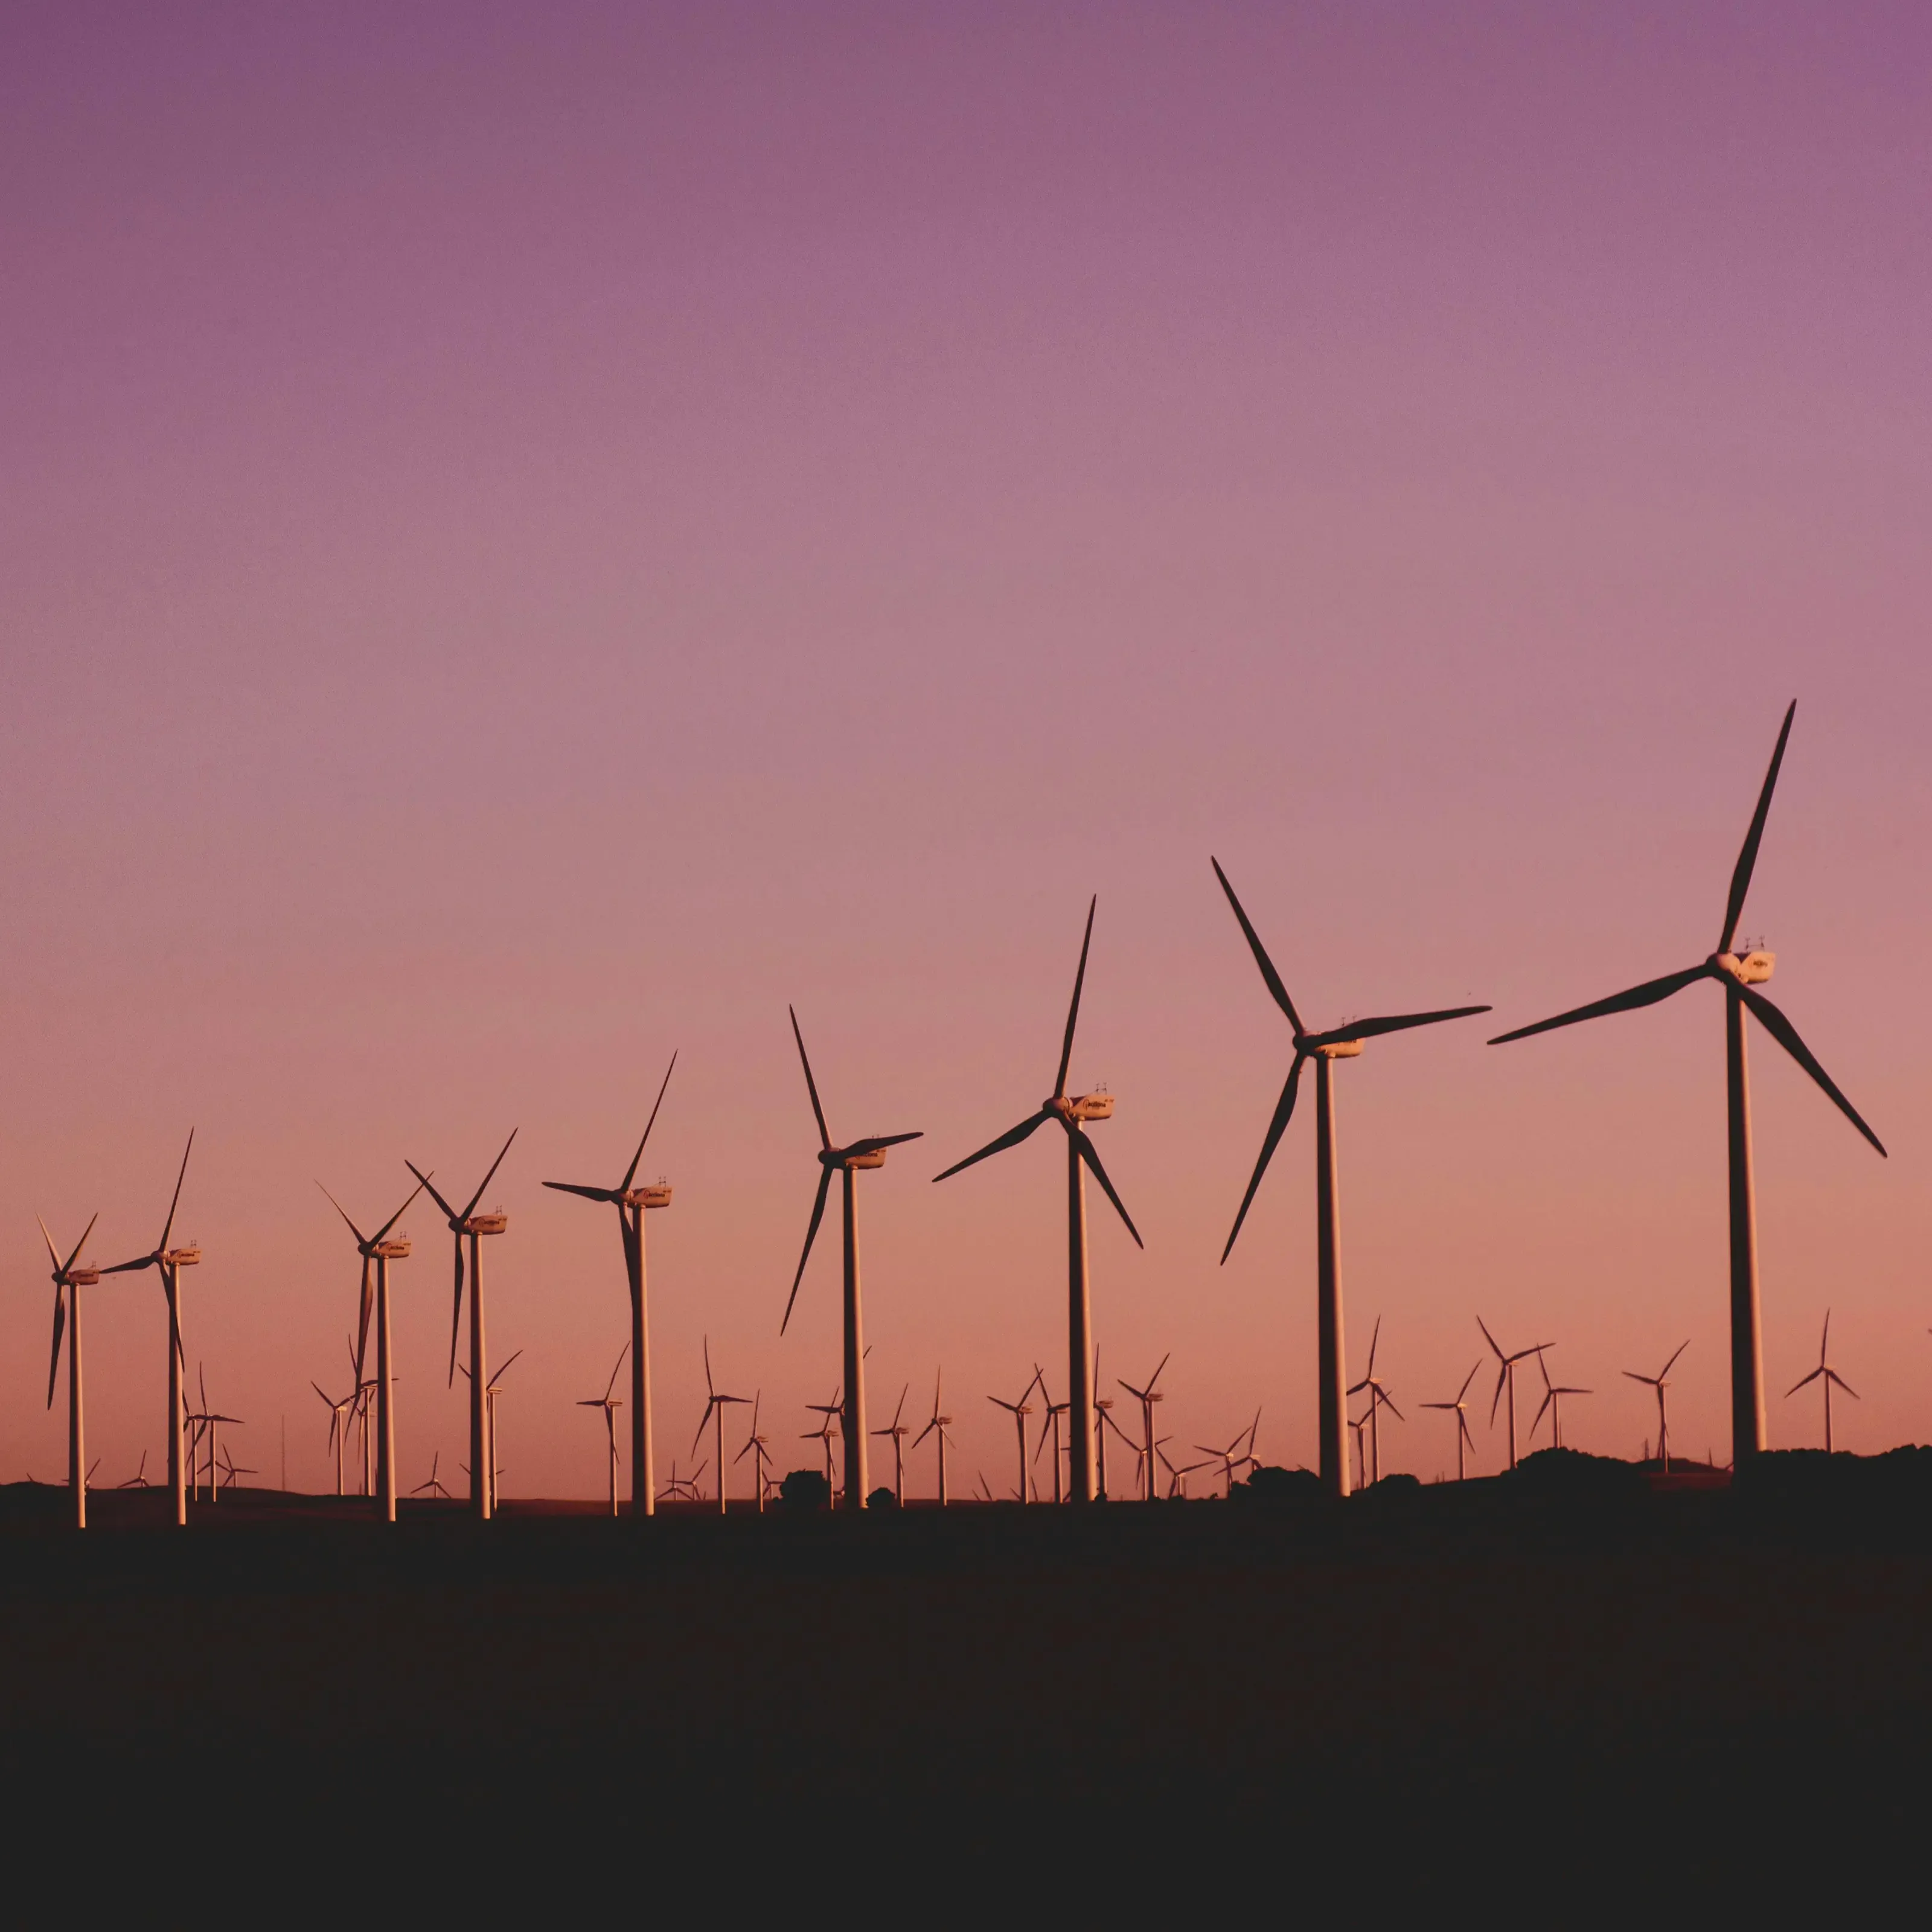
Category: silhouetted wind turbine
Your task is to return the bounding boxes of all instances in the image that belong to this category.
[1479,1317,1548,1473]
[1212,861,1489,1497]
[1489,704,1885,1468]
[578,1343,627,1516]
[39,1214,99,1530]
[317,1178,425,1523]
[1420,1363,1481,1480]
[194,1366,243,1505]
[1530,1352,1589,1450]
[935,900,1141,1506]
[781,1009,921,1513]
[988,1372,1040,1503]
[736,1394,775,1511]
[312,1380,354,1497]
[1034,1371,1071,1506]
[912,1370,953,1506]
[407,1130,516,1523]
[804,1388,842,1502]
[116,1452,150,1490]
[1119,1355,1169,1503]
[101,1133,202,1527]
[1196,1410,1262,1496]
[459,1349,522,1514]
[872,1384,912,1505]
[1347,1317,1404,1486]
[692,1338,751,1514]
[1098,1400,1137,1502]
[543,1055,677,1518]
[1623,1342,1689,1473]
[1788,1311,1857,1453]
[411,1451,451,1500]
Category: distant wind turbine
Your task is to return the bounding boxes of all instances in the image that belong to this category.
[871,1384,912,1506]
[1488,703,1884,1469]
[1118,1355,1169,1504]
[39,1214,99,1530]
[1346,1317,1403,1486]
[543,1055,677,1518]
[1420,1363,1482,1481]
[781,1009,922,1512]
[934,899,1142,1507]
[1479,1317,1548,1473]
[735,1394,775,1511]
[1530,1352,1590,1450]
[100,1132,200,1527]
[988,1372,1040,1503]
[316,1177,426,1523]
[691,1338,751,1514]
[912,1371,953,1506]
[1623,1342,1689,1473]
[1212,860,1489,1497]
[407,1129,516,1522]
[578,1343,627,1516]
[1787,1311,1857,1453]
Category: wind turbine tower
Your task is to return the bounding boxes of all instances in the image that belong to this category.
[40,1215,100,1530]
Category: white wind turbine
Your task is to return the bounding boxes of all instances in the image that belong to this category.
[1787,1312,1857,1453]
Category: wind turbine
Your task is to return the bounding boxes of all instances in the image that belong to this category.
[1034,1369,1070,1506]
[912,1371,953,1506]
[117,1452,150,1490]
[406,1130,517,1522]
[100,1131,200,1527]
[1623,1342,1689,1473]
[933,899,1142,1506]
[1420,1363,1481,1480]
[460,1350,522,1514]
[217,1446,255,1494]
[411,1452,452,1500]
[1788,1312,1857,1453]
[1530,1352,1590,1450]
[194,1366,243,1505]
[317,1178,425,1523]
[1488,704,1885,1468]
[735,1394,775,1511]
[871,1384,912,1505]
[1098,1401,1138,1502]
[312,1380,355,1497]
[1118,1355,1169,1504]
[543,1055,677,1518]
[988,1372,1040,1503]
[1196,1410,1262,1497]
[804,1388,842,1502]
[1479,1317,1548,1473]
[579,1344,627,1516]
[1211,860,1490,1497]
[781,1009,922,1512]
[39,1214,99,1529]
[1347,1318,1403,1487]
[691,1338,751,1514]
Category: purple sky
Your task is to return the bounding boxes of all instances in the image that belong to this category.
[4,3,1928,1497]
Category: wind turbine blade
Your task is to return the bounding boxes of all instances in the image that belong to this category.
[1052,896,1099,1100]
[1621,1371,1653,1385]
[38,1214,63,1272]
[1075,1133,1143,1249]
[1220,1055,1304,1264]
[1488,964,1712,1044]
[373,1177,428,1246]
[1719,700,1796,953]
[1489,1366,1508,1426]
[703,1334,716,1400]
[691,1401,715,1458]
[622,1051,679,1191]
[604,1340,630,1404]
[1148,1352,1170,1392]
[1456,1360,1480,1403]
[1477,1316,1505,1362]
[1303,1005,1491,1049]
[61,1214,99,1277]
[1209,859,1302,1034]
[316,1182,370,1249]
[932,1108,1051,1182]
[1736,985,1886,1156]
[1366,1314,1381,1378]
[459,1128,519,1223]
[1661,1340,1690,1378]
[1828,1371,1860,1399]
[845,1131,925,1157]
[447,1238,464,1387]
[405,1162,460,1223]
[542,1181,615,1202]
[158,1128,194,1251]
[780,1166,835,1334]
[1786,1366,1824,1396]
[789,1008,832,1150]
[46,1288,66,1409]
[356,1256,374,1384]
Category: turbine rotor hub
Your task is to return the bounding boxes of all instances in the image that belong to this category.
[1713,949,1776,985]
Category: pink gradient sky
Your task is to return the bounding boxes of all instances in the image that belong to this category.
[4,3,1928,1497]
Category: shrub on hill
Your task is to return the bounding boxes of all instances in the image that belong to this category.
[779,1468,830,1512]
[1509,1446,1646,1502]
[866,1486,898,1509]
[1230,1465,1325,1506]
[1354,1471,1422,1506]
[1738,1445,1932,1512]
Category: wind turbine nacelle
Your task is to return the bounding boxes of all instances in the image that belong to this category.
[846,1148,889,1169]
[1064,1093,1115,1121]
[1312,1040,1363,1059]
[1716,950,1776,985]
[69,1268,101,1286]
[164,1247,202,1267]
[373,1239,411,1260]
[465,1214,510,1236]
[635,1185,674,1210]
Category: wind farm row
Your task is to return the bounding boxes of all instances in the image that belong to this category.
[25,703,1896,1529]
